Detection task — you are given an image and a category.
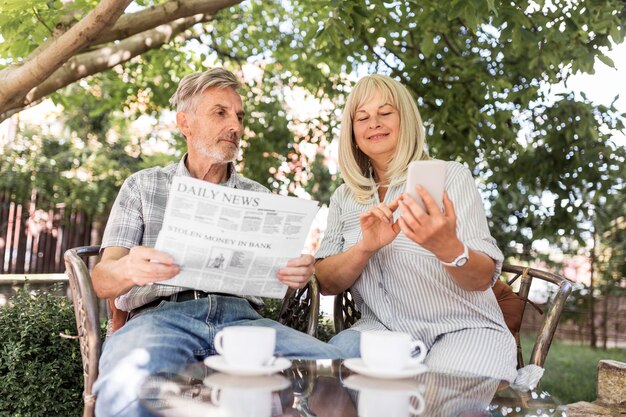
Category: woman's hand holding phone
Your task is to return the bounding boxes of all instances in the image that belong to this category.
[405,160,446,213]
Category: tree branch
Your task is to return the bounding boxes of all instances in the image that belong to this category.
[0,0,132,113]
[360,36,411,85]
[92,0,242,46]
[32,7,54,35]
[0,16,204,123]
[439,32,463,57]
[0,0,244,122]
[205,27,247,64]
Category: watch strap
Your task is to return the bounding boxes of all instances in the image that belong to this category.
[440,243,469,267]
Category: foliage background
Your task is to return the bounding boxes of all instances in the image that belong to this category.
[1,0,625,347]
[0,286,82,417]
[2,0,624,256]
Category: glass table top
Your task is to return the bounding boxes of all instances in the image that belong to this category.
[140,359,567,417]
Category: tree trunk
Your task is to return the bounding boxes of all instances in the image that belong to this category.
[589,230,597,349]
[602,289,609,350]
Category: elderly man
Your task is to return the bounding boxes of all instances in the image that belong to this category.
[92,67,342,417]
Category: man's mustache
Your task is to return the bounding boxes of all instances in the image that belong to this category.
[219,133,239,144]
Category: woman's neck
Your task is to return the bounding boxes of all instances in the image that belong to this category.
[372,166,390,202]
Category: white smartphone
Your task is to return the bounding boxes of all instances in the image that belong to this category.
[405,160,447,212]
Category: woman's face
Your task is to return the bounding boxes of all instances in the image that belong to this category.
[352,90,400,170]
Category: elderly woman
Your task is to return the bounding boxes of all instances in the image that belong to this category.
[315,74,517,382]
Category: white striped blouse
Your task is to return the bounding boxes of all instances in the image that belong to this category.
[315,161,510,347]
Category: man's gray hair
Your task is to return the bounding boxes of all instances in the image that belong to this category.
[169,68,241,112]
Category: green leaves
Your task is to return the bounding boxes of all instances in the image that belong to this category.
[419,36,435,58]
[1,0,624,277]
[609,22,625,44]
[597,53,615,69]
[0,0,101,63]
[0,285,84,417]
[447,0,488,31]
[266,0,625,267]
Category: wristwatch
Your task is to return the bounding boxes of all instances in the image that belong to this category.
[440,243,469,267]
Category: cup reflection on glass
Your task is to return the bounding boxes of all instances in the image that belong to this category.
[360,331,427,372]
[344,374,425,417]
[210,385,273,417]
[214,326,276,368]
[358,387,425,417]
[204,373,289,417]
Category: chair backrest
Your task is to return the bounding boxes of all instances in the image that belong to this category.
[64,246,102,417]
[500,265,572,368]
[332,264,572,369]
[64,245,321,417]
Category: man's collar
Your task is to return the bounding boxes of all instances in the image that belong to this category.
[177,153,243,188]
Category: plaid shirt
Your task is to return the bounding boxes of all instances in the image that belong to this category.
[101,154,269,311]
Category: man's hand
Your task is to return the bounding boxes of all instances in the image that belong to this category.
[276,254,315,289]
[121,246,181,287]
[93,246,180,298]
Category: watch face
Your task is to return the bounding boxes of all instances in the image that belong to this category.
[456,257,469,267]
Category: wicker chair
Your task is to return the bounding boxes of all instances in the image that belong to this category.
[333,264,572,369]
[64,245,320,417]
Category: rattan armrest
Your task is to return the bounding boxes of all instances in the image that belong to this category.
[64,246,103,417]
[279,275,320,337]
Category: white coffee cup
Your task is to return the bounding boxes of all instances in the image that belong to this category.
[360,331,427,372]
[214,326,276,368]
[359,388,425,417]
[211,386,273,417]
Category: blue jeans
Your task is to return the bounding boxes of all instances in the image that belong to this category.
[93,295,343,417]
[329,329,361,357]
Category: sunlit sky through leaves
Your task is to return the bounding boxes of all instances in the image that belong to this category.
[558,42,626,145]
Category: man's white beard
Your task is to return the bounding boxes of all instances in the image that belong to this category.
[199,146,240,163]
[191,139,241,164]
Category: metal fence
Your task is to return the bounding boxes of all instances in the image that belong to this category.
[521,297,626,348]
[0,189,93,274]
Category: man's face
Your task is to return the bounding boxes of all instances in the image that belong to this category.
[177,87,244,165]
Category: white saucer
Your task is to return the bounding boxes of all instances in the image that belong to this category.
[343,358,428,379]
[204,372,290,391]
[204,355,292,376]
[343,374,423,392]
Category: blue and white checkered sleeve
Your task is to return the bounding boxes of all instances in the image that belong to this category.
[101,175,145,250]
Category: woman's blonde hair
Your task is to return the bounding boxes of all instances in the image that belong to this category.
[338,74,429,204]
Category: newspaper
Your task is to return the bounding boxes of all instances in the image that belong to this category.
[154,176,319,299]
